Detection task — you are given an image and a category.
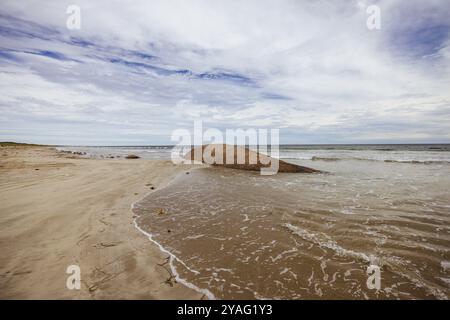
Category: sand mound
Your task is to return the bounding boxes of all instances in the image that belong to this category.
[184,144,320,173]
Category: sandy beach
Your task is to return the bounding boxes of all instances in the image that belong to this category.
[2,144,450,299]
[0,145,199,299]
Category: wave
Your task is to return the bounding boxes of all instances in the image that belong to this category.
[283,223,448,299]
[283,223,376,263]
[132,218,216,300]
[285,155,450,164]
[131,192,217,300]
[383,159,450,164]
[311,156,341,161]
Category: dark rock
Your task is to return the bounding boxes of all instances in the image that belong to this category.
[126,154,140,159]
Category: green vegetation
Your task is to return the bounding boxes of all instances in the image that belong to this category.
[0,142,46,147]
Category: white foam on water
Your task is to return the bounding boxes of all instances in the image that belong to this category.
[284,223,374,262]
[269,248,298,263]
[132,218,216,300]
[285,223,449,299]
[129,169,217,299]
[280,268,290,275]
[185,234,205,240]
[439,277,450,286]
[212,267,234,274]
[441,261,450,271]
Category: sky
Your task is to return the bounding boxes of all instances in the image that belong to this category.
[0,0,449,145]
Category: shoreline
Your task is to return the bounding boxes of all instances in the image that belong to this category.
[130,166,217,300]
[0,145,200,299]
[132,219,216,300]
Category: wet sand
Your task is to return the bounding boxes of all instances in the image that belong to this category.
[0,146,199,299]
[133,160,450,299]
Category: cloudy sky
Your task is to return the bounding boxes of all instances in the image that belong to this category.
[0,0,449,145]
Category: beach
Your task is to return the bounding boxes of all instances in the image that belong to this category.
[0,145,198,299]
[1,144,450,299]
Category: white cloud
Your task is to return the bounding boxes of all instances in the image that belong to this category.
[0,0,449,144]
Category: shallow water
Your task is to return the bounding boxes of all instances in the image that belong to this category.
[58,144,450,163]
[133,158,450,299]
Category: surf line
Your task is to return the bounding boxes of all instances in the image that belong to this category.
[130,168,215,299]
[132,218,216,300]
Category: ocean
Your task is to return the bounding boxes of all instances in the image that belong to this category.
[59,144,450,299]
[57,144,450,163]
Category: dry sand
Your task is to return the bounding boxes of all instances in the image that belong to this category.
[0,146,199,299]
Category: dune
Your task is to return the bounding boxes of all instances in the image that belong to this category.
[184,144,320,173]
